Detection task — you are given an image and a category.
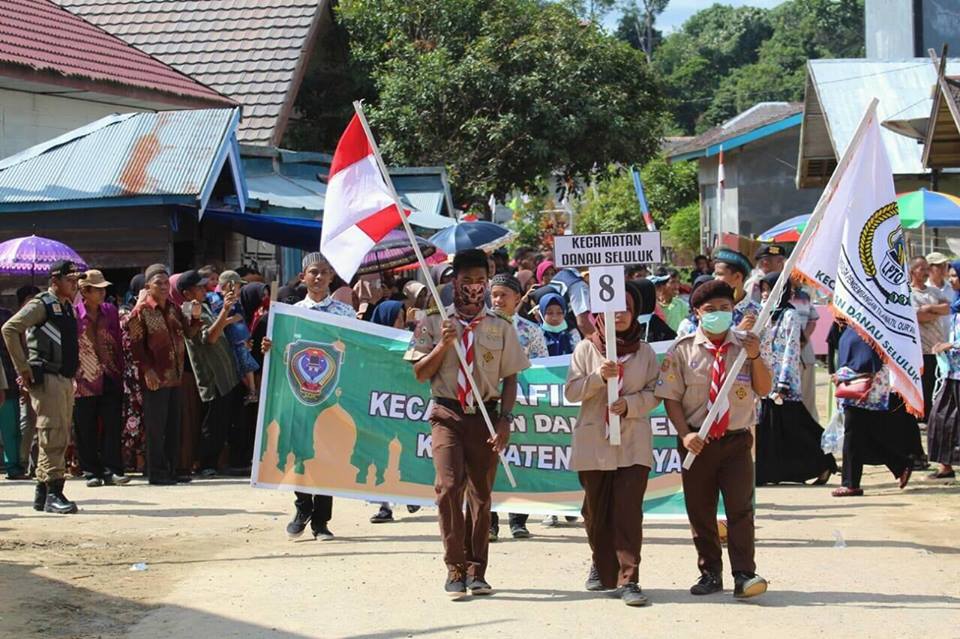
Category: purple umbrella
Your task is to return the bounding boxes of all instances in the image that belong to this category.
[355,230,437,275]
[0,235,88,277]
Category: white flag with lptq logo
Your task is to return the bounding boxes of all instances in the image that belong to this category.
[792,110,923,416]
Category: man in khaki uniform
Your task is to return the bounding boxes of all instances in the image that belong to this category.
[405,249,530,600]
[656,280,772,599]
[2,260,81,514]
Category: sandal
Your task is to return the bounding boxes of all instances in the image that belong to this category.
[927,469,955,479]
[898,467,912,490]
[831,487,863,497]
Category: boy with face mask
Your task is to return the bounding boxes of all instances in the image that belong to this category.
[404,249,530,599]
[656,280,772,600]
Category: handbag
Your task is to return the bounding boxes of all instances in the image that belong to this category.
[834,374,873,402]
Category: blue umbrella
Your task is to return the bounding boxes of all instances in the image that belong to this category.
[428,221,515,255]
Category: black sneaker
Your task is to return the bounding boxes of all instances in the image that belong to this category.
[370,506,394,523]
[489,525,499,542]
[466,576,493,595]
[510,524,531,539]
[619,583,650,607]
[286,511,311,539]
[198,468,217,479]
[690,572,723,595]
[584,563,606,591]
[406,505,421,514]
[175,475,193,484]
[733,572,768,599]
[445,572,467,600]
[313,524,335,541]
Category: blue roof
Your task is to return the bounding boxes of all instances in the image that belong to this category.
[0,108,246,214]
[669,103,803,162]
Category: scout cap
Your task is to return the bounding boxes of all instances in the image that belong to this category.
[79,269,111,288]
[49,259,80,278]
[926,251,949,265]
[755,243,786,260]
[690,279,735,309]
[176,269,203,292]
[712,248,752,278]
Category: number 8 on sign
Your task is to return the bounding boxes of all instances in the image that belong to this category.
[589,266,626,313]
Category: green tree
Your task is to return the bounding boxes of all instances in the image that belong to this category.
[616,0,669,61]
[334,0,664,209]
[665,201,700,252]
[574,157,697,234]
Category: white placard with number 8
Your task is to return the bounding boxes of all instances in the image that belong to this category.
[588,265,626,314]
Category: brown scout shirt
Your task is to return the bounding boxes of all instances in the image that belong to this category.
[565,339,660,472]
[404,306,530,402]
[654,328,767,433]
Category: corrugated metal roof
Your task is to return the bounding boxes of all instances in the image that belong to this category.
[669,103,802,160]
[0,108,241,206]
[58,0,326,145]
[247,173,325,211]
[806,58,960,175]
[0,0,232,105]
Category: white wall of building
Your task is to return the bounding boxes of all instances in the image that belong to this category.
[0,89,145,157]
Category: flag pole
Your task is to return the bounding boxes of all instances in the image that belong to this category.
[682,98,879,470]
[351,101,517,488]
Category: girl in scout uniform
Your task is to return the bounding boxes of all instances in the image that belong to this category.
[655,280,772,599]
[565,280,660,607]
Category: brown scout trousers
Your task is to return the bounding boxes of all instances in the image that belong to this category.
[430,400,499,579]
[678,429,756,577]
[579,464,650,588]
[30,374,75,483]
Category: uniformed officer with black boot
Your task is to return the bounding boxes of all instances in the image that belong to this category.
[2,260,82,514]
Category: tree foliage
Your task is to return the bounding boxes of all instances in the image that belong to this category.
[334,0,664,209]
[574,157,697,234]
[654,0,863,135]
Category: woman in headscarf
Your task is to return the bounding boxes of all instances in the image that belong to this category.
[536,260,557,285]
[631,278,676,343]
[831,321,913,496]
[240,282,271,364]
[925,260,960,479]
[538,293,580,356]
[120,272,147,471]
[754,273,836,486]
[564,280,660,607]
[368,299,421,524]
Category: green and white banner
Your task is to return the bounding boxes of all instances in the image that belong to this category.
[252,303,688,517]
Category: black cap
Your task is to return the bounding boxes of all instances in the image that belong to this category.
[49,260,79,277]
[176,269,203,293]
[490,273,522,294]
[690,280,735,309]
[755,243,786,260]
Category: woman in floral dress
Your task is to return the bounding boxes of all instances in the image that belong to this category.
[755,273,836,486]
[119,274,146,472]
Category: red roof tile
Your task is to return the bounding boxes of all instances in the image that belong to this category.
[0,0,233,106]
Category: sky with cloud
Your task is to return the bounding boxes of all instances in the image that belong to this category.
[607,0,787,33]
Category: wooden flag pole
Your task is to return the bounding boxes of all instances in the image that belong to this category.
[351,101,517,488]
[682,98,879,470]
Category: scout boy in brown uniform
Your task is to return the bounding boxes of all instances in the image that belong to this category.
[405,249,530,600]
[655,280,772,599]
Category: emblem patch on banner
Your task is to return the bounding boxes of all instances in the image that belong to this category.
[286,340,343,406]
[860,202,906,300]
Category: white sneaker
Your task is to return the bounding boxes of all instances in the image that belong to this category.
[112,474,131,485]
[541,515,558,527]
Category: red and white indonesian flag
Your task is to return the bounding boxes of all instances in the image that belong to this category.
[792,111,923,416]
[320,114,406,280]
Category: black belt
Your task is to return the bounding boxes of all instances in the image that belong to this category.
[434,397,500,415]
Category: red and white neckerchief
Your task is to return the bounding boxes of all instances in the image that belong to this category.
[605,353,634,439]
[456,313,486,411]
[704,339,731,439]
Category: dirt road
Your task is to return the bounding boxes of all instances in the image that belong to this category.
[0,466,957,639]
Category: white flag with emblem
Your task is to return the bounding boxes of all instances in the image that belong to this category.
[792,109,923,416]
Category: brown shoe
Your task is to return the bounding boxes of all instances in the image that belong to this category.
[831,486,863,497]
[898,467,912,490]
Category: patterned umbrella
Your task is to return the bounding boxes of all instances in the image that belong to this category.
[355,229,438,275]
[897,189,960,229]
[757,214,810,243]
[390,247,449,273]
[0,235,88,276]
[428,220,516,255]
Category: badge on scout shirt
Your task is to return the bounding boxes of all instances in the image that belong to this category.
[51,302,62,314]
[482,351,494,364]
[735,386,748,400]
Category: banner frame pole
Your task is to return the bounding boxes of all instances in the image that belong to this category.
[604,309,621,446]
[351,101,517,487]
[682,98,880,470]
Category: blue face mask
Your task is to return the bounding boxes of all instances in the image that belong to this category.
[700,310,733,334]
[542,321,567,333]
